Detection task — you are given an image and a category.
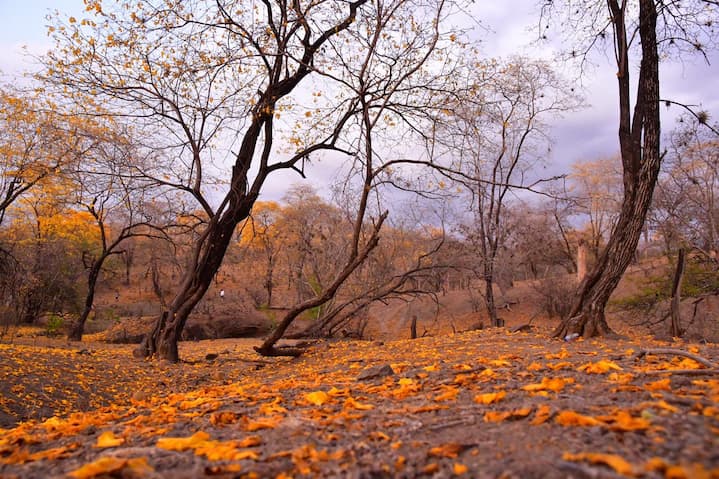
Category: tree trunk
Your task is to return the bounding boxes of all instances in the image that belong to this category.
[553,0,661,339]
[670,248,685,337]
[410,315,418,339]
[68,258,104,341]
[141,206,254,362]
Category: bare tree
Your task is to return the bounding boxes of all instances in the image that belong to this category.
[440,58,576,326]
[67,130,171,341]
[543,0,719,338]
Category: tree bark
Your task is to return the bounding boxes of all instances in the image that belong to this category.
[553,0,661,338]
[670,248,685,337]
[68,256,105,341]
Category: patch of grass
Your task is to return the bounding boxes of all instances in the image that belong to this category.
[611,256,719,311]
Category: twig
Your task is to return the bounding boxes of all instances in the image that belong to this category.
[633,348,717,369]
[641,369,719,376]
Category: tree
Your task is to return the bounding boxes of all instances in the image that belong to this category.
[650,116,719,258]
[0,88,83,226]
[568,157,623,261]
[545,0,719,338]
[44,0,463,361]
[67,129,171,341]
[441,58,575,326]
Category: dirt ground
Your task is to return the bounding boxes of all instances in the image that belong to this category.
[1,322,718,478]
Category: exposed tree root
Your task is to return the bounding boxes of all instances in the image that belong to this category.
[633,347,717,369]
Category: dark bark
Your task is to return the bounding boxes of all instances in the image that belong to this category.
[255,212,387,357]
[410,315,418,339]
[141,0,368,362]
[68,256,105,341]
[554,0,661,339]
[670,248,686,337]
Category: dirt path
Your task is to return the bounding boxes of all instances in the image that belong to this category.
[1,328,718,478]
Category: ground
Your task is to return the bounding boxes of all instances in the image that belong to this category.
[1,324,718,478]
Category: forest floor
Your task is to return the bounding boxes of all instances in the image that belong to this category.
[1,325,718,478]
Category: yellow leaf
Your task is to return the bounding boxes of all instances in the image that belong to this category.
[555,411,604,427]
[474,391,506,405]
[95,431,124,448]
[563,452,635,476]
[577,360,622,374]
[305,391,330,406]
[423,364,440,372]
[157,431,210,451]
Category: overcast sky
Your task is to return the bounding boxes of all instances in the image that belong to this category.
[1,0,717,200]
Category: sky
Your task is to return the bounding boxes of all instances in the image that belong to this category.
[1,0,717,201]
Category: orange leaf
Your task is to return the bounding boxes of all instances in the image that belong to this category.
[474,391,506,405]
[453,462,468,475]
[563,452,635,476]
[210,411,240,426]
[530,404,553,425]
[428,443,468,458]
[156,431,210,451]
[434,385,460,402]
[95,431,124,448]
[344,397,374,410]
[555,410,604,427]
[244,417,280,431]
[577,360,622,374]
[522,377,571,393]
[305,391,330,406]
[644,378,671,391]
[68,457,152,479]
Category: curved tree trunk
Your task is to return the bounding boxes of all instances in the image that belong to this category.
[553,0,661,339]
[68,259,104,341]
[140,202,255,362]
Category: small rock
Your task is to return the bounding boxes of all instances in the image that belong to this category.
[205,353,219,361]
[132,390,149,402]
[357,364,395,381]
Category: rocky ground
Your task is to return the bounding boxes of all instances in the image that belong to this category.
[1,325,718,478]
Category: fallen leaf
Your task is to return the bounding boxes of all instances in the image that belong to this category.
[563,452,635,476]
[429,443,470,458]
[68,457,152,479]
[305,391,330,406]
[157,431,210,451]
[344,397,374,410]
[555,410,604,427]
[577,360,622,374]
[453,462,468,475]
[95,431,124,448]
[474,391,506,405]
[530,404,553,425]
